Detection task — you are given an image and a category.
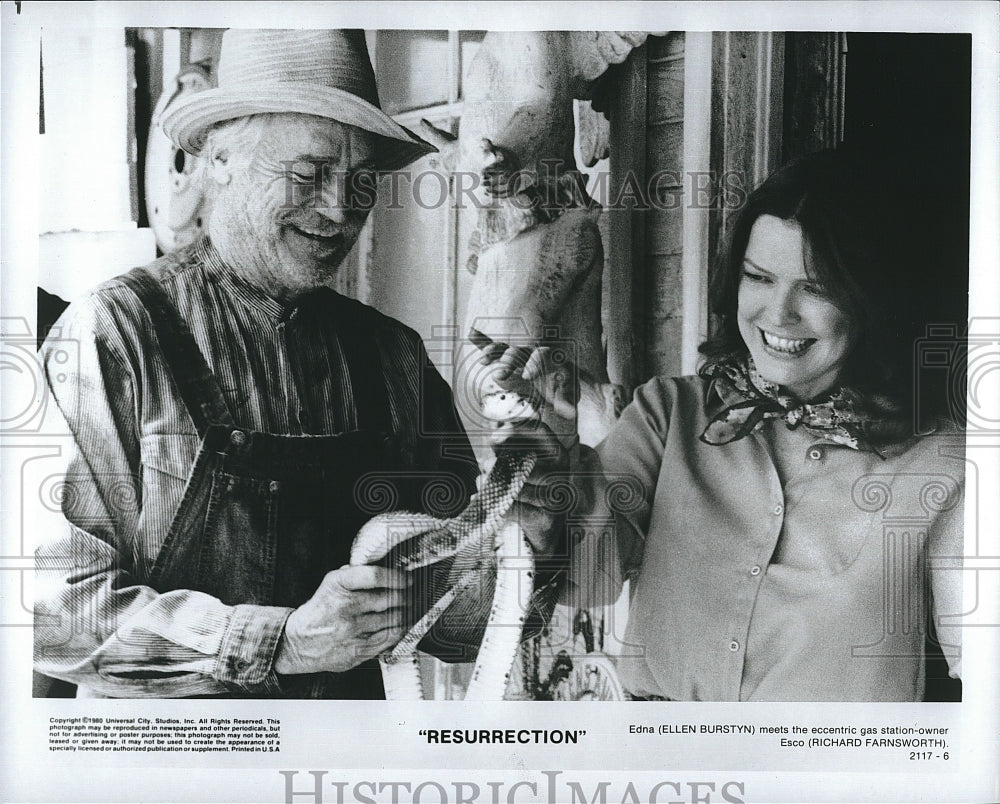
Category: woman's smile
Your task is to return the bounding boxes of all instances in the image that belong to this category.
[758,328,816,355]
[737,215,856,398]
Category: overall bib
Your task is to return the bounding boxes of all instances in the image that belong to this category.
[122,268,418,698]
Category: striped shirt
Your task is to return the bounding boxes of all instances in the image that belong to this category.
[34,239,476,697]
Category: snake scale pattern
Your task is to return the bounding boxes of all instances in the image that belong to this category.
[350,449,538,700]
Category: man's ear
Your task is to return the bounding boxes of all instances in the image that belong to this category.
[209,146,233,186]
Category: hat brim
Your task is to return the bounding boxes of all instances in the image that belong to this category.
[161,83,436,172]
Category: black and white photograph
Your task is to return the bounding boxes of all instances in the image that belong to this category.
[2,1,998,802]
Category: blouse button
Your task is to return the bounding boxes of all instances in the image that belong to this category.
[773,504,783,516]
[230,430,247,446]
[729,640,740,652]
[749,565,762,577]
[808,447,823,460]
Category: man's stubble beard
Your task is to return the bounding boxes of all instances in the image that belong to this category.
[208,169,366,300]
[208,183,293,294]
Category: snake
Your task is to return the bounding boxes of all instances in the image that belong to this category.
[350,386,542,700]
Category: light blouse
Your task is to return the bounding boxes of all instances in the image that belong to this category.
[566,375,965,701]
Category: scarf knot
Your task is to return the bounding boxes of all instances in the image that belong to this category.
[699,356,882,455]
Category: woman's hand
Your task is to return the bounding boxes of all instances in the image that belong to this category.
[471,331,583,558]
[471,329,580,440]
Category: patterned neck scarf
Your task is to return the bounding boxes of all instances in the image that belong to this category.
[700,355,882,454]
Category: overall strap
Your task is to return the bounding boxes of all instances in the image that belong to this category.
[119,266,235,436]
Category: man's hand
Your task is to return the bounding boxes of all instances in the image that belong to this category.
[273,565,411,675]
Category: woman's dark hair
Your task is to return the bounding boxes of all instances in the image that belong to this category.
[698,148,932,441]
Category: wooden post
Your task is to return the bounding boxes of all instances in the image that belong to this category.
[681,32,712,375]
[606,43,648,390]
[709,31,785,261]
[782,32,847,161]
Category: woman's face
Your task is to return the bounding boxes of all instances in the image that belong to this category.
[737,215,856,399]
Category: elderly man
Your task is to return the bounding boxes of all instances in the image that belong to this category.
[33,29,484,698]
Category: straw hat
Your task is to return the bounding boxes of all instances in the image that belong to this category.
[161,29,436,171]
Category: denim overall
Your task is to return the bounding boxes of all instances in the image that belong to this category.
[121,268,420,698]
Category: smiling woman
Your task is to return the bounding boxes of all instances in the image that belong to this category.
[699,149,930,446]
[736,215,856,400]
[526,148,968,702]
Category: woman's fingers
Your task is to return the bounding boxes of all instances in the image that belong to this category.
[470,332,579,436]
[494,346,535,381]
[471,331,532,378]
[521,346,548,380]
[476,341,509,365]
[470,330,514,369]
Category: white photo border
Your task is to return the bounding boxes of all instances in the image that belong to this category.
[2,2,997,803]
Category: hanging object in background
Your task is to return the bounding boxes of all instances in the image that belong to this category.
[145,64,214,253]
[419,33,659,699]
[419,31,661,449]
[515,610,625,701]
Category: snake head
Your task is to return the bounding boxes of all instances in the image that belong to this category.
[480,388,538,423]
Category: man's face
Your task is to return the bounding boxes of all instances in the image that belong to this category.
[210,115,376,300]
